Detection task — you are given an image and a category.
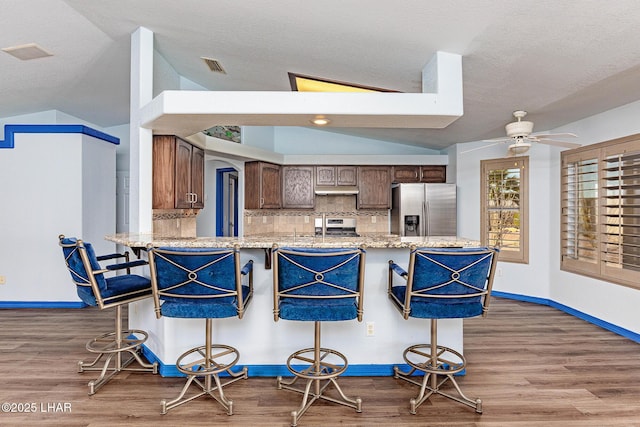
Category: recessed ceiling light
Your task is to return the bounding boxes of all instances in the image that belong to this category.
[2,43,52,60]
[311,116,331,126]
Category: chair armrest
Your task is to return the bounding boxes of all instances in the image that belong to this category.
[389,261,408,278]
[105,260,148,271]
[241,260,254,276]
[97,252,128,262]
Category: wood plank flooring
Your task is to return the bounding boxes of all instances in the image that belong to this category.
[1,297,639,426]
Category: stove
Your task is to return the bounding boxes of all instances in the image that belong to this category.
[315,217,359,237]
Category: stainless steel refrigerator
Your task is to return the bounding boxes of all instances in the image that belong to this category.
[390,183,457,236]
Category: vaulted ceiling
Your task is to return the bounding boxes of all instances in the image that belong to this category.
[3,0,640,150]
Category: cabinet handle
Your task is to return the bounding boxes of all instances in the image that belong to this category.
[192,193,198,203]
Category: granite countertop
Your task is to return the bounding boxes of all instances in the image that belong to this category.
[106,232,480,249]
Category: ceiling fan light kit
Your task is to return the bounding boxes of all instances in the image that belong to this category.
[508,141,531,155]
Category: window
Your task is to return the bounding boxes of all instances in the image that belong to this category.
[561,133,640,289]
[481,157,529,263]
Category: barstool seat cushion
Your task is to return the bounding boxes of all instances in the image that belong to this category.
[76,274,152,306]
[390,286,482,319]
[159,285,252,318]
[279,297,358,321]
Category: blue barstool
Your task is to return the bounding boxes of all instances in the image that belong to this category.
[388,246,498,414]
[147,245,253,415]
[58,235,158,395]
[272,245,366,427]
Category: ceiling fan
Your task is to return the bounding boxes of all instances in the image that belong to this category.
[463,110,581,156]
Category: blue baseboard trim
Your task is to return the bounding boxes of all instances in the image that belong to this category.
[139,345,463,378]
[1,124,119,149]
[492,291,640,344]
[0,301,86,309]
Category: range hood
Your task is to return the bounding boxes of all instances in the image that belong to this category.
[314,186,359,195]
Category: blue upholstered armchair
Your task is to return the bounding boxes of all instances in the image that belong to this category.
[147,245,253,415]
[58,235,158,395]
[388,246,498,414]
[272,245,366,427]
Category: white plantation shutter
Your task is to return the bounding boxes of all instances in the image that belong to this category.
[561,134,640,289]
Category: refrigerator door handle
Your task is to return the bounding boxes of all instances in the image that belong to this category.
[422,201,428,236]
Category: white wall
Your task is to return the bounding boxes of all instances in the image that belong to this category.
[273,126,441,155]
[548,101,640,334]
[0,130,116,302]
[456,100,640,335]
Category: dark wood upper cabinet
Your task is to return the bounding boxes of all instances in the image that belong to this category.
[315,165,357,187]
[282,166,315,209]
[392,165,421,183]
[245,161,282,209]
[337,166,357,186]
[315,166,336,186]
[392,165,447,183]
[357,166,391,209]
[419,165,447,183]
[189,145,205,208]
[153,135,204,209]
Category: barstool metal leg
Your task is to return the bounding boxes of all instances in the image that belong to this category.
[79,305,158,395]
[160,318,248,415]
[394,319,482,414]
[277,321,362,426]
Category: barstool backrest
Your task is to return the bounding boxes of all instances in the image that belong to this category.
[59,237,106,306]
[272,246,366,322]
[147,245,253,319]
[395,246,498,319]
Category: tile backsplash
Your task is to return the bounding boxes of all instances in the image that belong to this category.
[244,195,389,236]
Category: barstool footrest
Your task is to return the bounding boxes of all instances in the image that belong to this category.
[161,344,247,415]
[394,343,481,414]
[278,346,361,426]
[79,329,158,395]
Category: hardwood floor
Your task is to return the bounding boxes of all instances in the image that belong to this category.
[1,297,639,426]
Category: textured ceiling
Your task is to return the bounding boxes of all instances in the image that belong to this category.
[2,0,640,150]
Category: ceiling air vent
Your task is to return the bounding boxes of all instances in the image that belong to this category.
[201,57,226,74]
[2,43,52,60]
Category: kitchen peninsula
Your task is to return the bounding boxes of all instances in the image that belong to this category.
[106,232,480,377]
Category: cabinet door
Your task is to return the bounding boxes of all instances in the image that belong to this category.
[260,163,282,208]
[392,165,420,183]
[245,161,282,209]
[316,166,336,186]
[336,166,357,186]
[174,139,193,209]
[357,166,391,209]
[282,166,315,208]
[152,135,176,209]
[190,145,205,208]
[420,165,446,183]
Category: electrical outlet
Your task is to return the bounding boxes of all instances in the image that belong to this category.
[262,216,267,224]
[371,216,377,223]
[304,216,309,223]
[366,321,375,337]
[0,275,5,285]
[497,268,503,277]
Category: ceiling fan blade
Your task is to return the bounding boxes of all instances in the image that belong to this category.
[482,136,512,143]
[461,141,505,154]
[534,139,582,148]
[530,132,578,139]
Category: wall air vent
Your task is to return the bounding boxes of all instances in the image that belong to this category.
[201,57,226,74]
